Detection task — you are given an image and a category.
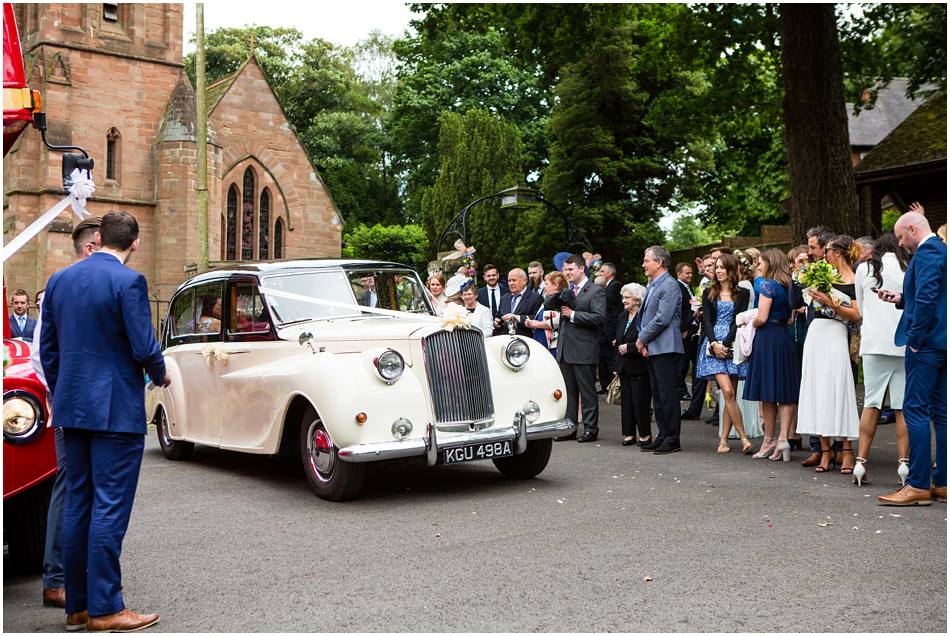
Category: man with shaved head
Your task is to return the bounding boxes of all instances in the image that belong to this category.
[878,203,946,506]
[496,268,543,337]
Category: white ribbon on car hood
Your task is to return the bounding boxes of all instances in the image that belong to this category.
[3,169,94,263]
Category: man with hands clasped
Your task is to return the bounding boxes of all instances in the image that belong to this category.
[545,254,606,442]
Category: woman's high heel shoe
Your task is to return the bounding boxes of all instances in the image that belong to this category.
[840,448,855,475]
[853,457,868,486]
[717,440,731,454]
[769,440,791,462]
[898,458,910,486]
[740,438,754,455]
[752,437,776,459]
[815,449,836,473]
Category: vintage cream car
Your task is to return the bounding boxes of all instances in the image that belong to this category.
[147,260,573,501]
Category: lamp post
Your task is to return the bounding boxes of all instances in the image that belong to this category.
[434,184,591,257]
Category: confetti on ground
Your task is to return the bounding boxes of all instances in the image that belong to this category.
[435,533,441,538]
[852,526,859,531]
[875,530,883,534]
[818,522,834,527]
[612,476,619,479]
[556,499,564,504]
[767,521,773,528]
[643,576,653,582]
[889,514,901,518]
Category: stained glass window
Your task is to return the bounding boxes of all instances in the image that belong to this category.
[274,218,284,259]
[106,128,120,181]
[226,185,238,261]
[259,188,270,260]
[241,168,255,260]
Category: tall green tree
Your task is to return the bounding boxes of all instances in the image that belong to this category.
[420,109,524,272]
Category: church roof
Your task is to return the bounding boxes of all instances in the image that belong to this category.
[206,58,251,114]
[855,93,946,174]
[847,79,933,148]
[158,71,219,144]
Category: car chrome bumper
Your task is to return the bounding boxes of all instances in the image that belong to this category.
[337,417,575,464]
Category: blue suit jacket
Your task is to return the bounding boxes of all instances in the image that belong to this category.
[40,252,166,434]
[8,314,38,341]
[636,271,684,356]
[896,236,947,351]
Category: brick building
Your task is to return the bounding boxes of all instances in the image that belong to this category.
[3,3,343,303]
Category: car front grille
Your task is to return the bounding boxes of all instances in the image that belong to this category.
[422,328,494,429]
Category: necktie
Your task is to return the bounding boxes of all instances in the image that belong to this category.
[490,288,497,315]
[467,307,475,313]
[511,294,521,313]
[18,316,25,332]
[573,284,580,297]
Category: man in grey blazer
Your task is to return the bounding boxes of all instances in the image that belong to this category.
[636,245,685,454]
[546,254,606,442]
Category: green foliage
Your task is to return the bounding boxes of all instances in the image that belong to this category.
[342,224,429,272]
[665,214,715,251]
[881,207,900,232]
[420,109,524,272]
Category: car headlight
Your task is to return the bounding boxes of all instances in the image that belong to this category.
[374,349,405,383]
[3,392,44,443]
[503,337,530,370]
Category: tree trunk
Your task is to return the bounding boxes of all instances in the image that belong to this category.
[779,4,861,240]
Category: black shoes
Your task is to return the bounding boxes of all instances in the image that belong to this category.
[640,438,663,452]
[878,410,897,425]
[653,441,682,454]
[578,431,598,443]
[681,410,700,420]
[621,437,638,446]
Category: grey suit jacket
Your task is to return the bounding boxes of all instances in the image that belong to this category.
[545,279,606,364]
[637,271,684,356]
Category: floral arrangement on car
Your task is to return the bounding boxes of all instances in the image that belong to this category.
[201,343,230,366]
[440,301,472,331]
[799,259,851,320]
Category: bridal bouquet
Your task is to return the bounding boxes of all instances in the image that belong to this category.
[799,260,851,320]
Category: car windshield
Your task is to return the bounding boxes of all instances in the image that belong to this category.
[260,269,433,325]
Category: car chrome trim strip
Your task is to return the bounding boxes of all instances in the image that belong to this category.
[337,418,574,463]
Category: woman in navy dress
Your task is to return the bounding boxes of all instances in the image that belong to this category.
[743,248,800,461]
[612,283,653,446]
[696,254,753,454]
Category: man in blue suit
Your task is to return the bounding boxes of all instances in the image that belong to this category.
[878,205,946,506]
[41,211,169,632]
[8,288,38,341]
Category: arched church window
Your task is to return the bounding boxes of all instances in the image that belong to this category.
[259,188,270,260]
[226,185,238,261]
[220,214,226,260]
[106,128,120,181]
[241,168,255,260]
[274,218,284,259]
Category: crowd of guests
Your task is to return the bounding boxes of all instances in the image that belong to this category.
[433,207,946,507]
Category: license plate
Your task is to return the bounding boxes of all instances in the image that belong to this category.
[443,440,513,464]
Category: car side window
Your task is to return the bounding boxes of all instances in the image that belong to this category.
[166,282,225,347]
[169,289,196,339]
[193,283,224,339]
[227,281,274,341]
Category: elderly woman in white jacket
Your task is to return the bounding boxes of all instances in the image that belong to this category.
[460,283,493,335]
[853,232,910,487]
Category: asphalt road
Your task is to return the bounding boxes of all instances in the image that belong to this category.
[4,401,947,632]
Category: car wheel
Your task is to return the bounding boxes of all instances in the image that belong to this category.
[156,407,194,461]
[3,478,52,574]
[492,438,553,479]
[299,413,365,502]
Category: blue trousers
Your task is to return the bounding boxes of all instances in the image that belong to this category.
[61,429,145,616]
[42,427,67,589]
[904,348,947,490]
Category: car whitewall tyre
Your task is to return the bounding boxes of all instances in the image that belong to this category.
[156,407,194,461]
[299,410,365,502]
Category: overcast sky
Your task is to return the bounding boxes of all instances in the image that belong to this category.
[181,1,418,52]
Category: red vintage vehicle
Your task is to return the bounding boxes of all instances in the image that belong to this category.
[3,2,57,573]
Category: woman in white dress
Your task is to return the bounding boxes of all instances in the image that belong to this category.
[853,232,910,486]
[426,274,448,315]
[796,235,862,473]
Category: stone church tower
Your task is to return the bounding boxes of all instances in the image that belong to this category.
[4,3,342,305]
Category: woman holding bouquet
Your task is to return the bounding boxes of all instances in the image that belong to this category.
[696,254,754,454]
[796,235,862,473]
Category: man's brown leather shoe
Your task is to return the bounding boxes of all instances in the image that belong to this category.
[43,587,66,608]
[66,611,88,632]
[932,485,947,503]
[87,609,160,633]
[801,451,821,467]
[878,485,932,506]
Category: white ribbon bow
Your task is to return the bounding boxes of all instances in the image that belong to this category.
[2,168,94,262]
